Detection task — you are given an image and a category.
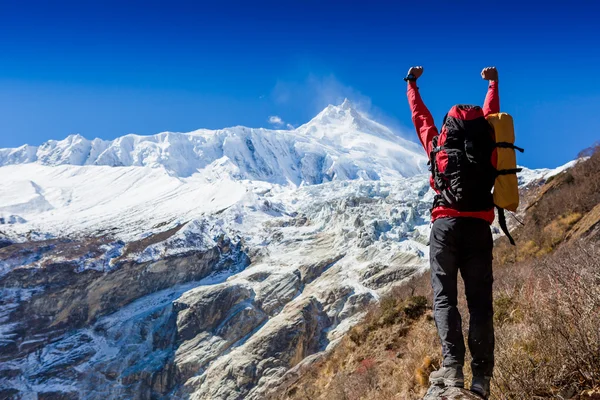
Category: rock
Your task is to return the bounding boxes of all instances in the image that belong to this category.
[0,234,253,399]
[174,334,230,388]
[338,292,375,320]
[297,255,344,285]
[38,391,79,400]
[423,385,484,399]
[0,389,20,399]
[175,283,254,340]
[245,271,271,282]
[216,305,266,342]
[566,202,600,240]
[181,297,331,400]
[173,283,270,385]
[319,286,356,323]
[360,262,393,280]
[363,265,419,289]
[0,237,250,362]
[0,238,12,249]
[255,272,301,315]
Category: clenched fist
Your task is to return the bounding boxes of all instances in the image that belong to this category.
[481,67,498,82]
[407,66,424,79]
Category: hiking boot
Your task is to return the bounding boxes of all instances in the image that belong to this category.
[470,376,491,398]
[429,366,464,388]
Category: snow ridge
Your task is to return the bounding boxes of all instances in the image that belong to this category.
[0,100,427,184]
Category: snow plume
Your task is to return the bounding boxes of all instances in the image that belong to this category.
[272,74,372,115]
[271,74,417,144]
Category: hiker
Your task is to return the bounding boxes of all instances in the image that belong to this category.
[405,66,499,398]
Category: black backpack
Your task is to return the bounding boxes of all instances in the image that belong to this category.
[429,104,497,212]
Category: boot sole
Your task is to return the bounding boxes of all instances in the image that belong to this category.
[429,377,464,388]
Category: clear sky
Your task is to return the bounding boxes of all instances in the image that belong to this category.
[1,0,599,168]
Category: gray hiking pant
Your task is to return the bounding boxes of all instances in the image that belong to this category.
[429,217,495,377]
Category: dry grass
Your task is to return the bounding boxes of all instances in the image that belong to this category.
[492,242,600,399]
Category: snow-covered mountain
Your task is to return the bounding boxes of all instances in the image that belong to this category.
[0,99,426,183]
[0,100,427,243]
[0,101,566,400]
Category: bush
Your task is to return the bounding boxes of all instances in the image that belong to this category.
[493,242,600,398]
[404,296,428,320]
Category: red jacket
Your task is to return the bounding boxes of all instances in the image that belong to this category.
[407,80,499,224]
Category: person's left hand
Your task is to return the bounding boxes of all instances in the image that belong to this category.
[481,67,498,81]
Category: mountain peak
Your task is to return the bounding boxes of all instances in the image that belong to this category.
[309,99,363,127]
[66,133,85,141]
[340,98,353,110]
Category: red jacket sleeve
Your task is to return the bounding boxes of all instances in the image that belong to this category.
[407,81,438,154]
[483,81,499,116]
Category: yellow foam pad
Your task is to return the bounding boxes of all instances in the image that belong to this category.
[487,113,520,212]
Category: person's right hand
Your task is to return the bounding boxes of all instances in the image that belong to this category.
[407,66,423,79]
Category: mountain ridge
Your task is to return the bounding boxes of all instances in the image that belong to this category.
[0,100,427,182]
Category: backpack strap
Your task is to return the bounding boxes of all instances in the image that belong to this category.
[429,136,453,209]
[433,194,445,208]
[428,135,440,185]
[496,168,523,175]
[497,206,516,246]
[496,142,525,153]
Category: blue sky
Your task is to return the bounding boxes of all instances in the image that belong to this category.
[1,0,599,169]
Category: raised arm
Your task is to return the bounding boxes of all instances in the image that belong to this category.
[405,66,438,154]
[481,67,499,116]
